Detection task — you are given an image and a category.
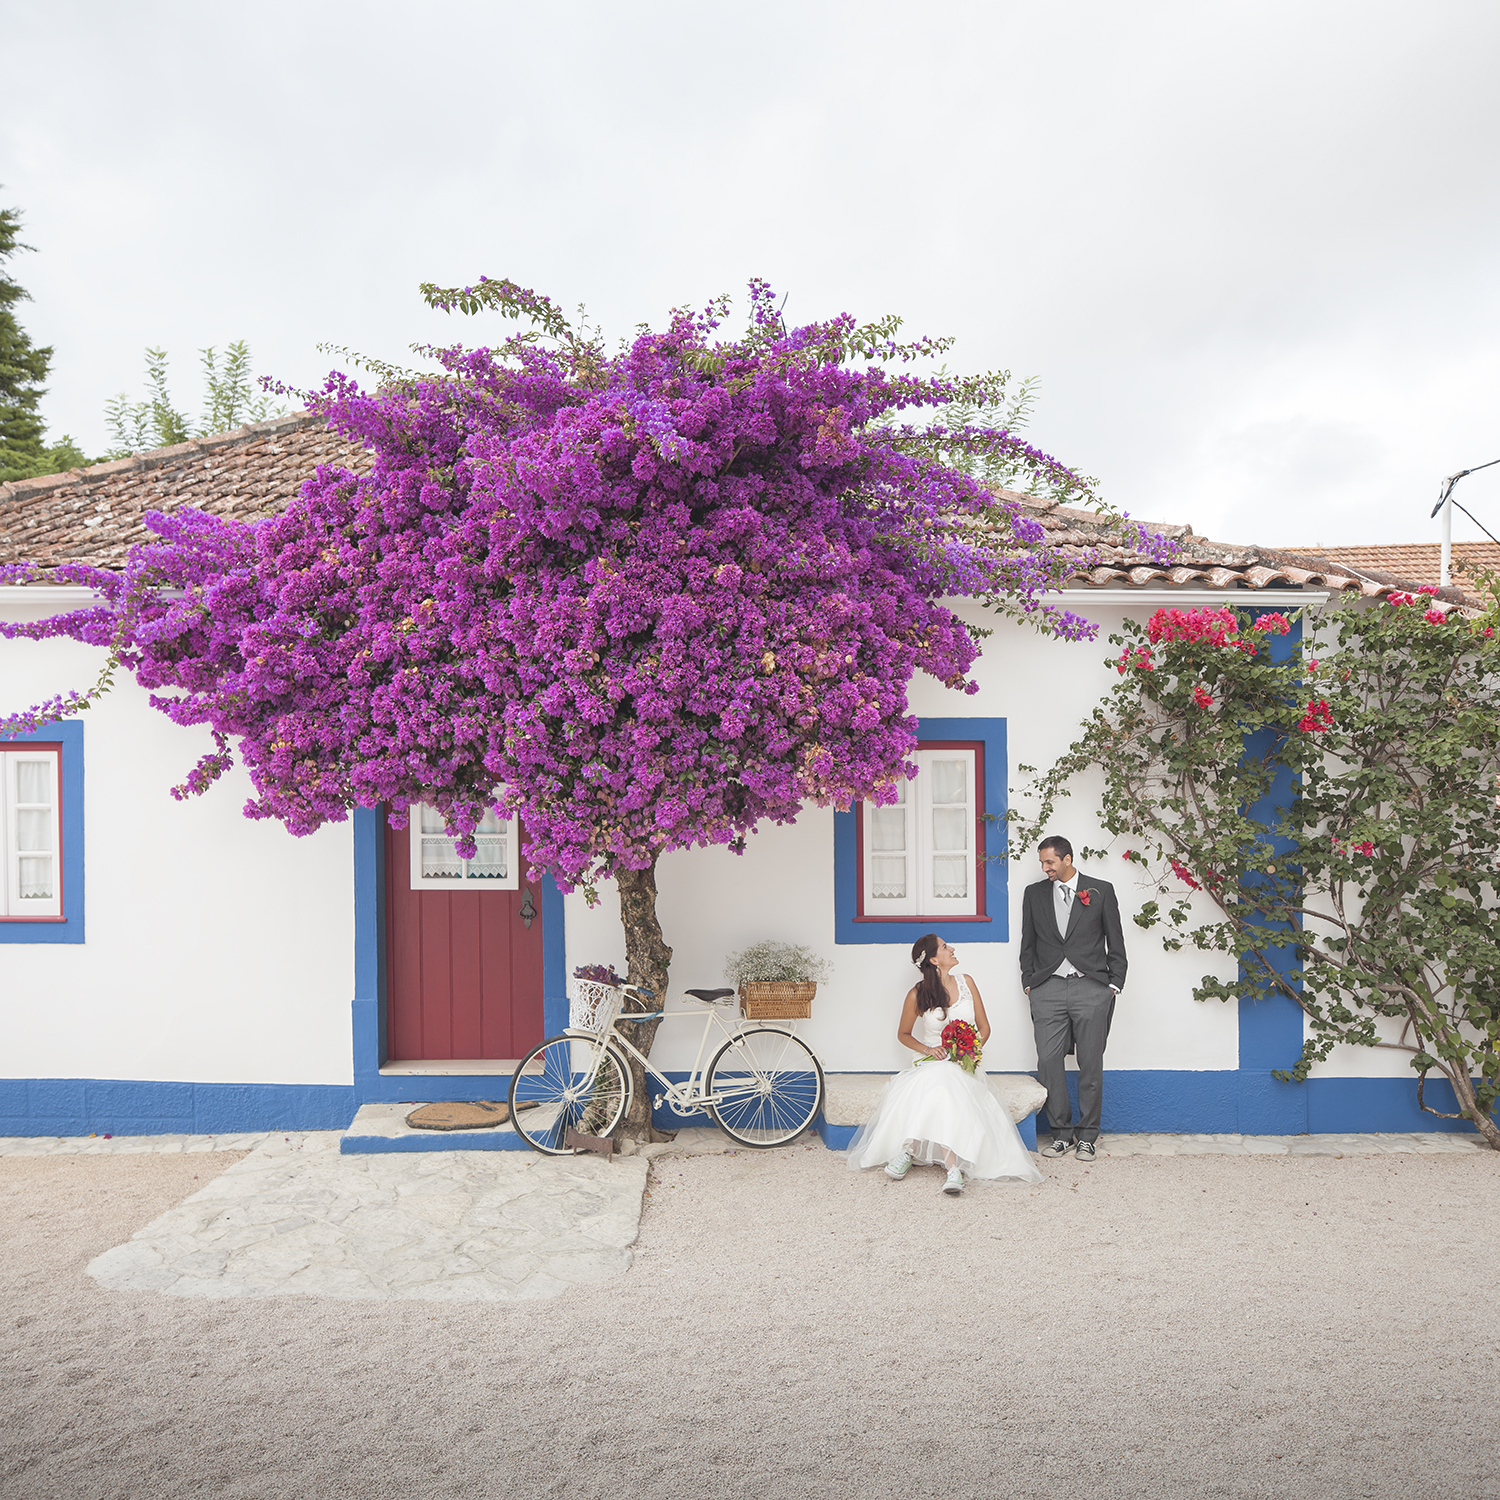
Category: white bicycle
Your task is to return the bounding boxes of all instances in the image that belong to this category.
[507,978,825,1154]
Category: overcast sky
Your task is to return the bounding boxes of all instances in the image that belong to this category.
[4,0,1498,548]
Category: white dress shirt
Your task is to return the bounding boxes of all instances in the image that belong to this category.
[1052,873,1083,978]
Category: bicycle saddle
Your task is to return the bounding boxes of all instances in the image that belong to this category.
[684,987,737,1005]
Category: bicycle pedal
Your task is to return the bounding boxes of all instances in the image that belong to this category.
[652,1095,664,1110]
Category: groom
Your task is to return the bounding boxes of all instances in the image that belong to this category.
[1019,835,1128,1162]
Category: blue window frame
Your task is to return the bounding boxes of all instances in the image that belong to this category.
[0,720,84,944]
[833,716,1007,945]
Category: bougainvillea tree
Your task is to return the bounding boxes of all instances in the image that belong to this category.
[1012,591,1500,1147]
[3,280,1147,1131]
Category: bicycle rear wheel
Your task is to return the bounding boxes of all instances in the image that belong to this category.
[706,1027,824,1147]
[508,1035,630,1155]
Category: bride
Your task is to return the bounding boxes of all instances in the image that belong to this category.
[846,934,1043,1193]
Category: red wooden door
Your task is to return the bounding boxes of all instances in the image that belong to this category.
[385,819,545,1061]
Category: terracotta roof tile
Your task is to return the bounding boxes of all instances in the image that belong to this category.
[1284,543,1498,599]
[1,428,1484,610]
[991,490,1480,606]
[0,411,369,575]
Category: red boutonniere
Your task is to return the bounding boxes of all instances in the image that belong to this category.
[1078,889,1091,906]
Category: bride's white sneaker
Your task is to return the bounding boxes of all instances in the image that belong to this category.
[943,1167,965,1195]
[884,1153,913,1180]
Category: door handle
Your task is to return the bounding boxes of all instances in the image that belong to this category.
[520,884,536,929]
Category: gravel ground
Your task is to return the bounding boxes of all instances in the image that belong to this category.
[3,1143,1498,1499]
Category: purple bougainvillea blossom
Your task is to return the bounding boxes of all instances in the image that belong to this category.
[2,283,1163,891]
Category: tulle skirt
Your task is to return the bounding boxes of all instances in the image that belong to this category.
[845,1060,1044,1184]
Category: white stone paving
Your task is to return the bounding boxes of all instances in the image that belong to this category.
[5,1120,1487,1305]
[83,1131,650,1303]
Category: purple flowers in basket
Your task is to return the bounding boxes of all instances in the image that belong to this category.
[573,963,624,987]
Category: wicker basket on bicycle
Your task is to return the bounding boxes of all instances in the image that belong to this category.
[738,981,816,1020]
[568,978,626,1030]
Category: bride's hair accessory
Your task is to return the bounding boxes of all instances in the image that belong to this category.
[909,933,949,1015]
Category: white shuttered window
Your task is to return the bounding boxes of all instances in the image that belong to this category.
[860,747,979,917]
[409,803,520,891]
[0,748,63,918]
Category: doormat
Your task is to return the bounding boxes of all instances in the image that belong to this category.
[404,1100,513,1131]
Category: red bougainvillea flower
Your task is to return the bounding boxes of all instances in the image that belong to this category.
[1147,606,1237,646]
[1298,699,1334,733]
[1169,858,1201,890]
[1250,613,1290,635]
[1353,841,1375,856]
[1192,684,1214,709]
[1116,644,1155,674]
[1424,609,1447,625]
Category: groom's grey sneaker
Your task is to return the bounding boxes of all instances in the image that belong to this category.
[1075,1140,1097,1162]
[1041,1138,1074,1158]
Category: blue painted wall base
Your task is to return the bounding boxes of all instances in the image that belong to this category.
[0,1078,356,1136]
[1032,1069,1479,1137]
[0,1069,1479,1139]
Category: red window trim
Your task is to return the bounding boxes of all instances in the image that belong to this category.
[0,740,66,923]
[853,739,987,923]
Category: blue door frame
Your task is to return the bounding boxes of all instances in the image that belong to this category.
[350,807,570,1104]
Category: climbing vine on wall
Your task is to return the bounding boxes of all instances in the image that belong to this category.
[1011,589,1500,1147]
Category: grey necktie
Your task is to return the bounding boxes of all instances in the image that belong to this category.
[1054,882,1080,967]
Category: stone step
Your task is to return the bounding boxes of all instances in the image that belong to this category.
[340,1102,531,1154]
[343,1075,1050,1154]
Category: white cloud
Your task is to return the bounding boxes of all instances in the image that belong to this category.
[3,0,1497,549]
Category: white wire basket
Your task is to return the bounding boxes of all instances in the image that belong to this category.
[568,978,624,1031]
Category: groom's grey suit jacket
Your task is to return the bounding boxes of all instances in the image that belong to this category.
[1019,874,1128,993]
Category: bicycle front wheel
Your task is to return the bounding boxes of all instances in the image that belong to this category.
[508,1035,631,1155]
[706,1027,824,1147]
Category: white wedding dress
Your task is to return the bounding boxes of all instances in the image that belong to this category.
[846,970,1043,1184]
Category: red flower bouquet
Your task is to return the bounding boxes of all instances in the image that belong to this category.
[939,1018,982,1074]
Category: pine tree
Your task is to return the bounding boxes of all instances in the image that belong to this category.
[0,203,52,481]
[0,199,88,483]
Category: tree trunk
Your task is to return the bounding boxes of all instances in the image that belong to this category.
[1411,996,1500,1150]
[615,859,674,1139]
[1437,1063,1500,1151]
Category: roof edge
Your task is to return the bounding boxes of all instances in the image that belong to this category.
[1257,545,1483,608]
[0,409,328,500]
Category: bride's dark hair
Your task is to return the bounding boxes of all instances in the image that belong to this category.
[910,933,949,1017]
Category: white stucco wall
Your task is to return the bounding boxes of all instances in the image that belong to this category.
[0,610,353,1086]
[567,597,1243,1077]
[4,584,1412,1091]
